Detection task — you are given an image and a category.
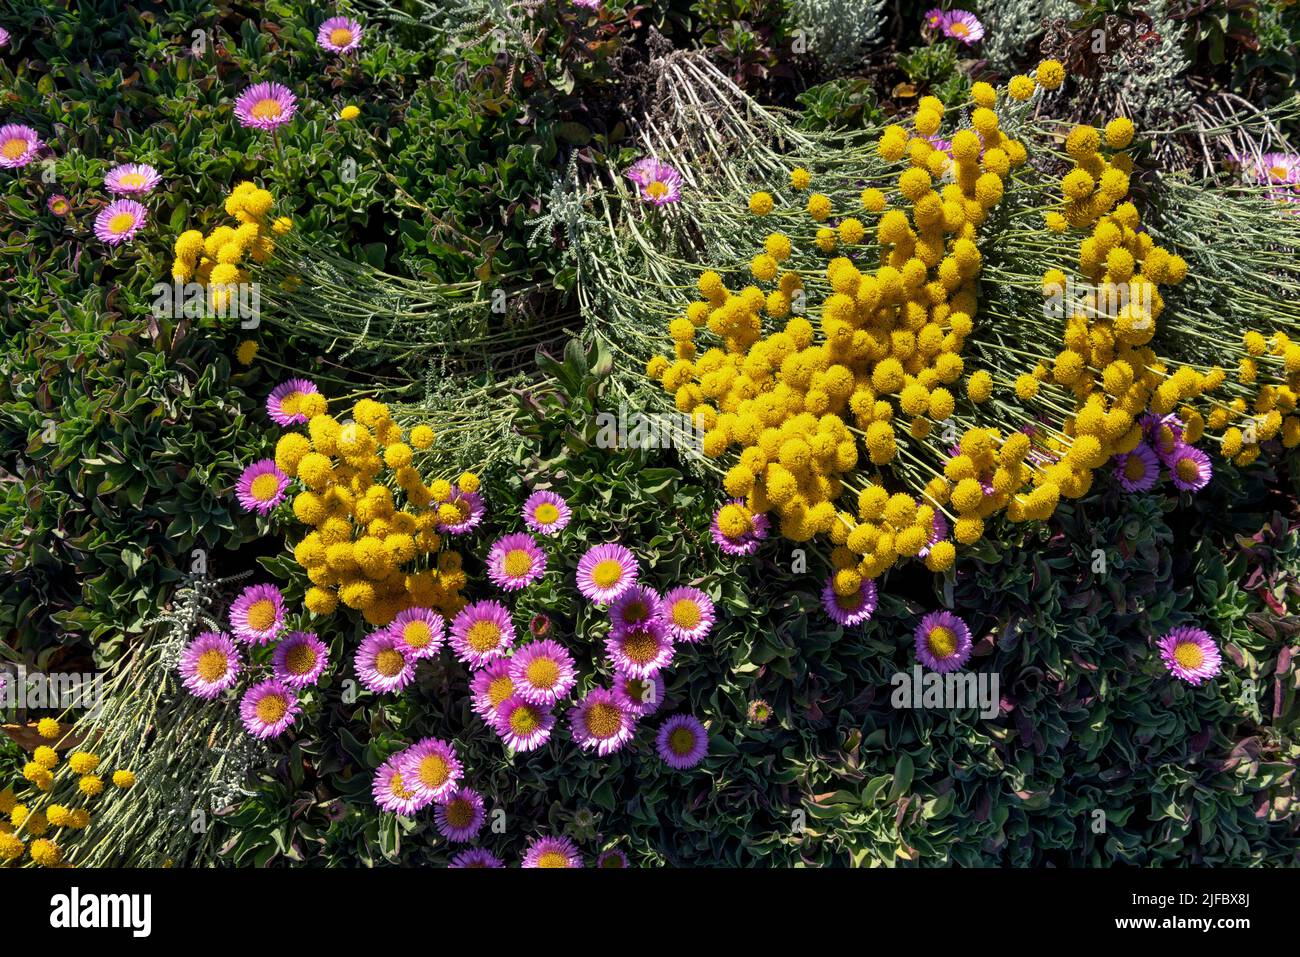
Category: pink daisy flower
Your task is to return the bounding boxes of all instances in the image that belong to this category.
[272,631,329,688]
[450,848,504,868]
[436,488,486,535]
[568,687,637,755]
[941,10,984,44]
[94,199,147,245]
[1168,444,1212,493]
[821,576,878,627]
[450,600,516,668]
[240,679,301,739]
[492,695,555,752]
[604,618,674,679]
[469,657,516,721]
[46,194,69,216]
[1158,626,1222,686]
[400,737,462,802]
[710,500,770,556]
[372,752,430,816]
[228,582,286,645]
[1113,444,1159,493]
[434,787,486,842]
[0,123,41,169]
[660,586,715,643]
[487,532,546,591]
[508,639,578,706]
[104,162,161,196]
[235,459,289,514]
[916,511,950,560]
[521,834,583,868]
[234,81,297,131]
[612,671,664,717]
[625,157,683,206]
[609,584,661,634]
[266,378,320,426]
[522,489,571,536]
[354,630,416,694]
[923,7,948,29]
[178,631,242,699]
[576,542,639,604]
[914,610,973,672]
[317,16,363,54]
[386,606,446,660]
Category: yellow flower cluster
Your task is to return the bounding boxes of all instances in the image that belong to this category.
[1228,328,1300,457]
[0,745,133,868]
[648,83,1041,587]
[273,395,475,626]
[171,182,292,309]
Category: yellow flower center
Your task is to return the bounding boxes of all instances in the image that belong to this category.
[646,180,669,200]
[196,649,228,682]
[525,657,560,690]
[250,472,282,502]
[1123,456,1147,481]
[1175,459,1199,482]
[509,704,540,735]
[949,21,969,36]
[444,799,474,828]
[585,701,622,739]
[502,549,534,579]
[927,626,958,659]
[119,172,145,188]
[466,620,502,653]
[251,98,283,120]
[279,391,304,415]
[624,599,650,622]
[402,621,431,649]
[1270,165,1288,180]
[671,599,701,629]
[591,559,625,590]
[488,674,514,707]
[107,211,136,234]
[329,27,354,46]
[245,599,277,632]
[283,643,316,676]
[536,851,569,868]
[389,771,415,800]
[255,694,288,724]
[534,503,560,524]
[1,137,27,159]
[374,648,406,677]
[621,629,659,664]
[668,727,696,755]
[417,755,449,789]
[1174,641,1204,670]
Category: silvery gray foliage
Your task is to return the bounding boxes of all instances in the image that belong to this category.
[787,0,886,75]
[978,0,1075,74]
[1111,0,1194,131]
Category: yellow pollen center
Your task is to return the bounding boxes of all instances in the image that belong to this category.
[927,626,958,659]
[671,599,701,629]
[537,851,569,868]
[251,98,283,120]
[949,22,969,36]
[624,600,649,622]
[2,138,27,159]
[509,705,540,735]
[585,701,622,739]
[402,621,431,649]
[646,181,669,199]
[444,799,474,828]
[1175,459,1199,481]
[255,694,288,724]
[119,173,145,187]
[418,755,449,788]
[250,473,282,502]
[284,643,316,675]
[245,599,277,632]
[591,559,625,590]
[1174,641,1204,670]
[1124,456,1147,480]
[389,772,415,800]
[374,648,406,677]
[1271,165,1288,180]
[488,675,514,707]
[466,620,502,653]
[621,629,659,664]
[196,649,228,682]
[329,27,354,46]
[534,503,560,524]
[669,728,696,755]
[525,657,560,690]
[502,549,533,578]
[108,212,136,234]
[280,392,303,414]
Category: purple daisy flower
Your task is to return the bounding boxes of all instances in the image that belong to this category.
[178,631,242,699]
[104,162,161,196]
[450,600,516,668]
[235,459,289,514]
[354,630,416,694]
[612,671,664,717]
[710,500,770,556]
[1158,626,1222,686]
[568,687,637,755]
[1255,152,1300,186]
[387,606,446,660]
[46,194,70,216]
[266,377,320,427]
[1113,443,1159,493]
[508,639,578,706]
[94,199,147,245]
[436,487,485,535]
[923,8,948,30]
[596,848,630,868]
[239,679,301,739]
[1141,412,1184,465]
[916,511,950,560]
[372,752,430,816]
[576,542,639,604]
[655,714,709,770]
[434,787,486,842]
[821,576,879,627]
[522,489,571,536]
[450,848,504,868]
[1168,444,1212,493]
[0,123,41,169]
[660,586,715,643]
[469,657,516,721]
[272,631,329,689]
[626,157,683,206]
[604,618,674,679]
[317,16,363,54]
[941,10,984,44]
[400,737,462,802]
[487,532,546,591]
[521,834,583,868]
[492,695,555,752]
[228,582,286,645]
[234,81,297,131]
[913,610,973,672]
[609,584,662,635]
